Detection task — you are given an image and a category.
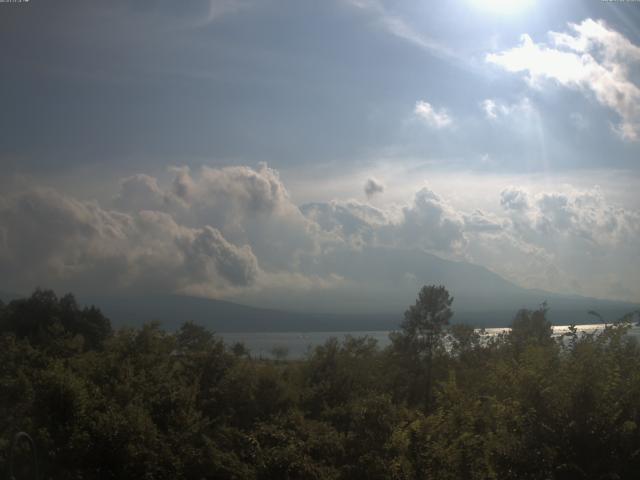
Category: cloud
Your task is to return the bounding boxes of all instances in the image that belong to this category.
[499,186,638,246]
[302,180,640,301]
[481,97,533,120]
[302,186,467,256]
[1,165,639,304]
[300,200,389,249]
[165,163,323,272]
[487,185,640,298]
[0,164,351,301]
[364,177,385,198]
[398,187,466,254]
[0,188,260,297]
[481,99,499,120]
[463,210,504,234]
[170,166,196,201]
[487,19,640,140]
[343,0,456,61]
[114,174,168,212]
[112,164,322,271]
[414,100,453,128]
[179,225,259,286]
[500,187,530,211]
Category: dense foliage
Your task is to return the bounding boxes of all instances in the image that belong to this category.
[2,288,640,479]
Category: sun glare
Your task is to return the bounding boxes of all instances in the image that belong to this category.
[470,0,534,16]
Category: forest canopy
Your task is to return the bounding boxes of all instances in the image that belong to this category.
[2,288,640,479]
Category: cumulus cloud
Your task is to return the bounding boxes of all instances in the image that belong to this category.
[483,185,640,298]
[487,19,640,140]
[0,188,260,297]
[414,100,453,128]
[364,177,385,198]
[0,164,324,298]
[302,187,468,256]
[463,210,504,234]
[0,164,368,302]
[301,200,389,249]
[113,163,322,272]
[114,174,168,212]
[175,163,322,271]
[170,166,196,201]
[500,187,530,211]
[512,187,639,247]
[180,225,259,287]
[299,181,640,302]
[1,164,639,304]
[399,187,466,253]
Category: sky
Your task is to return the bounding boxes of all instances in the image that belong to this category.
[1,0,639,311]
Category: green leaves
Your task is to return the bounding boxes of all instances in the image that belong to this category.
[2,288,640,478]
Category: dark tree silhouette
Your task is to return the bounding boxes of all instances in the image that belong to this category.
[392,285,453,411]
[509,302,553,351]
[0,289,111,351]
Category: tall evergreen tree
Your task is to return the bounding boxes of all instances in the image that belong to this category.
[392,285,453,411]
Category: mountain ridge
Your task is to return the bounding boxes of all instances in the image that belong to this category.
[2,247,637,331]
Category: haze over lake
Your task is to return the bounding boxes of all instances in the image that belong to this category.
[220,324,640,359]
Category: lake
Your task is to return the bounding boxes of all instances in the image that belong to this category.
[220,323,640,359]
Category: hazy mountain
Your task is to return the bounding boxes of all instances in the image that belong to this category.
[83,247,637,331]
[2,247,636,332]
[231,246,638,324]
[75,294,398,332]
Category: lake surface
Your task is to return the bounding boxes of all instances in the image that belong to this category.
[220,323,640,359]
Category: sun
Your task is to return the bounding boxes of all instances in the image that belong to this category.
[470,0,534,16]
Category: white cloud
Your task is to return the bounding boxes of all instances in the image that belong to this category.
[1,165,639,304]
[500,187,530,211]
[300,200,388,250]
[481,97,533,120]
[481,99,499,120]
[307,181,640,301]
[414,100,453,128]
[483,185,640,298]
[399,187,466,253]
[0,188,260,297]
[487,19,640,140]
[463,210,504,234]
[0,165,332,298]
[302,186,467,256]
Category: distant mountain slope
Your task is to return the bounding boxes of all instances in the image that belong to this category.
[80,294,401,332]
[231,246,639,326]
[81,246,637,331]
[80,291,637,333]
[3,246,637,331]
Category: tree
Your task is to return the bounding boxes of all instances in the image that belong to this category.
[392,285,453,411]
[0,289,111,351]
[509,302,553,352]
[176,321,216,353]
